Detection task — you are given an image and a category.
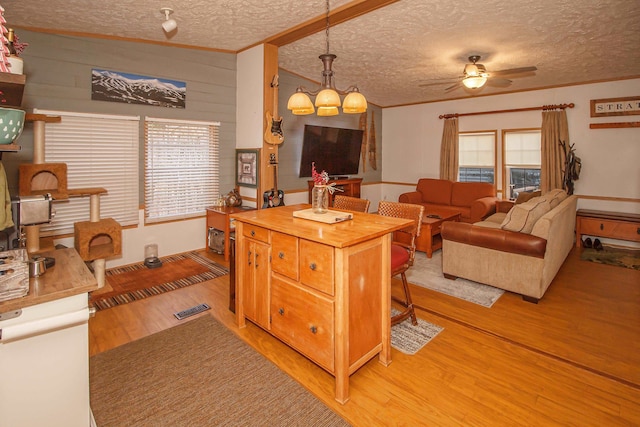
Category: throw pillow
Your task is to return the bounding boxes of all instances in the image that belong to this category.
[515,190,542,205]
[542,189,568,209]
[501,197,551,234]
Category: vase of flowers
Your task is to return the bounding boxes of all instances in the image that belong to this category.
[311,162,330,214]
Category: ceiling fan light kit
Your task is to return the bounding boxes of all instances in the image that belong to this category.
[287,0,367,116]
[462,55,489,89]
[463,75,488,89]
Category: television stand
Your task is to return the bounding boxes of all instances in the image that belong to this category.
[307,177,363,206]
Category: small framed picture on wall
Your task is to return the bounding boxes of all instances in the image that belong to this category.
[236,149,260,188]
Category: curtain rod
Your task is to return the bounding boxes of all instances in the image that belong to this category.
[439,103,574,119]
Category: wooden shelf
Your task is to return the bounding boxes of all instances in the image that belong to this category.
[0,71,25,107]
[67,187,108,197]
[26,113,62,123]
[590,122,640,129]
[0,143,21,152]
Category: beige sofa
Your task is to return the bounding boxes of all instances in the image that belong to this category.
[441,190,577,302]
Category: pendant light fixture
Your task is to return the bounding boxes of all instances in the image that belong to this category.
[287,0,367,116]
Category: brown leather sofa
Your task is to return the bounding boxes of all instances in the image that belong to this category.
[398,178,498,223]
[441,191,577,302]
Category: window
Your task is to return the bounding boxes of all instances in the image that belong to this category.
[36,109,140,236]
[144,118,220,223]
[458,131,496,183]
[503,129,541,200]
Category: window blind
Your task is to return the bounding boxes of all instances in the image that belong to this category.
[459,132,495,167]
[505,130,541,165]
[34,109,140,237]
[144,117,220,223]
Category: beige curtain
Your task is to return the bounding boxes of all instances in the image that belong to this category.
[439,117,459,180]
[540,110,569,193]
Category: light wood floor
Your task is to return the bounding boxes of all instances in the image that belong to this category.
[89,247,640,426]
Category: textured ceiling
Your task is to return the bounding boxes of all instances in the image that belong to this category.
[5,0,640,107]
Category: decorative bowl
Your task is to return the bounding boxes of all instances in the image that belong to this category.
[0,107,25,145]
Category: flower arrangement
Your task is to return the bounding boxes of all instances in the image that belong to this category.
[311,162,343,194]
[311,162,329,186]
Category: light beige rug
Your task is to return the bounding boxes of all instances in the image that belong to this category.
[406,251,504,308]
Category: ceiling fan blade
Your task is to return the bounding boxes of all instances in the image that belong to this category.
[487,77,512,88]
[490,66,537,77]
[444,82,462,92]
[419,80,458,88]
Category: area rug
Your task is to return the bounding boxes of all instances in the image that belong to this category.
[405,251,504,308]
[581,246,640,270]
[391,308,444,355]
[91,251,228,311]
[90,315,349,427]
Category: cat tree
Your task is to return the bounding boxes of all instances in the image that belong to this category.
[18,113,122,287]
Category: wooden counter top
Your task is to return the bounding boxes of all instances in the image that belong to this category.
[230,204,413,248]
[0,248,98,313]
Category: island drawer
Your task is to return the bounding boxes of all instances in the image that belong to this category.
[270,277,334,372]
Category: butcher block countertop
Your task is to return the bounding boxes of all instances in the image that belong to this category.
[0,248,98,313]
[230,204,413,248]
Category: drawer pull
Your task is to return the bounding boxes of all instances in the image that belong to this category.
[637,227,639,235]
[309,263,317,271]
[600,223,604,230]
[278,251,285,259]
[278,307,284,316]
[310,325,317,334]
[251,230,256,237]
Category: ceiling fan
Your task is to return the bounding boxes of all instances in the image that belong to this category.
[421,55,537,92]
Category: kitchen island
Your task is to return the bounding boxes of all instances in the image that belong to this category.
[231,204,412,404]
[0,248,98,427]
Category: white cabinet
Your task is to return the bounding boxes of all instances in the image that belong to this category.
[0,293,91,427]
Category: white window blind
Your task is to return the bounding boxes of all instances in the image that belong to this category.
[504,129,542,199]
[458,131,496,183]
[504,130,541,165]
[459,132,495,168]
[144,117,220,223]
[35,109,140,236]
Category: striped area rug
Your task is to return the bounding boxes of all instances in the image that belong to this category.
[91,251,228,311]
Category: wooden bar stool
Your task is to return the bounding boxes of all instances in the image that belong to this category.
[377,201,425,326]
[333,195,370,213]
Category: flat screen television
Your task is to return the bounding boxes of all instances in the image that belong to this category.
[299,124,364,178]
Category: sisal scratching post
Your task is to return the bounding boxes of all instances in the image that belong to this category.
[32,120,46,164]
[89,194,100,222]
[25,225,40,253]
[93,259,106,288]
[90,194,103,285]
